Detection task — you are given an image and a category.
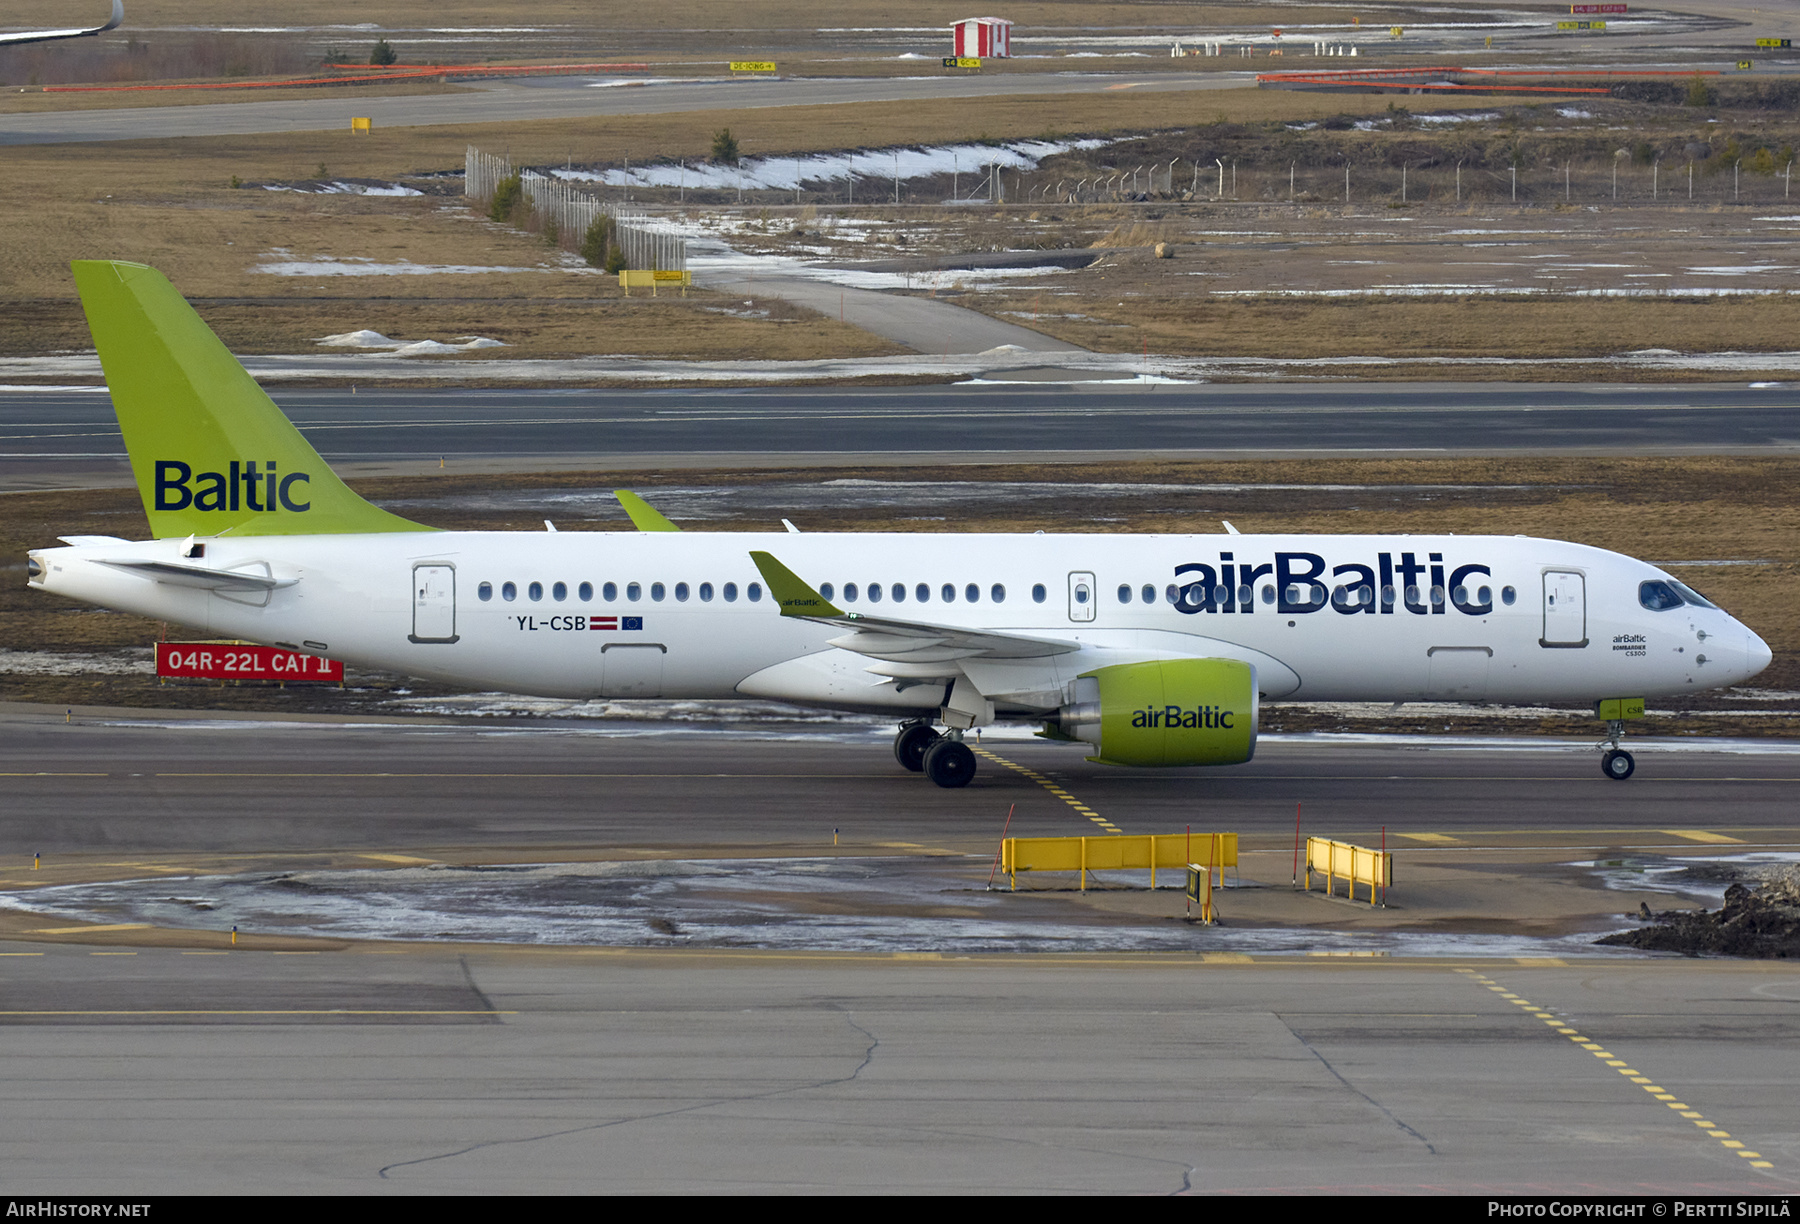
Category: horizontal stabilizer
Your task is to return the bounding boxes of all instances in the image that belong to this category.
[97,558,295,591]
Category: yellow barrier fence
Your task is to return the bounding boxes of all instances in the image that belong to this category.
[1303,836,1391,906]
[1002,832,1237,891]
[619,269,692,295]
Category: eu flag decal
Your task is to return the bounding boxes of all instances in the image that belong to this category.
[622,616,644,631]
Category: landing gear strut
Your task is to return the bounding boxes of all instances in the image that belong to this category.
[1599,719,1635,781]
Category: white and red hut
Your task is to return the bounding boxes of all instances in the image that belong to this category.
[951,16,1013,58]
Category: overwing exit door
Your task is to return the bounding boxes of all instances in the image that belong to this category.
[1068,571,1096,622]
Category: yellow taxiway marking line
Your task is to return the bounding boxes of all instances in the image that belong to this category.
[1661,830,1745,844]
[0,1009,515,1017]
[148,772,887,779]
[1458,968,1776,1170]
[975,748,1123,835]
[1397,832,1461,844]
[356,853,439,865]
[29,923,150,935]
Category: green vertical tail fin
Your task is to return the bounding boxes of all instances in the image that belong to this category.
[72,260,431,538]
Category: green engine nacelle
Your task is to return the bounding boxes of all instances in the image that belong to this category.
[1057,658,1259,767]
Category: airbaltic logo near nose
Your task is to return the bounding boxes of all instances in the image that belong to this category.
[155,461,310,513]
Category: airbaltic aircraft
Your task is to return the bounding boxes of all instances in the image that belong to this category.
[0,1,123,47]
[28,261,1774,786]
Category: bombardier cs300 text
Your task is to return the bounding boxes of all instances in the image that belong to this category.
[28,262,1773,786]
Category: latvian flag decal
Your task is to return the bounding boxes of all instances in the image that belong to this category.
[590,617,644,631]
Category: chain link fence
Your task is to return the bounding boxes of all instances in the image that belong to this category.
[465,146,686,272]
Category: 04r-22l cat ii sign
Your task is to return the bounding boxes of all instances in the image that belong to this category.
[28,261,1771,787]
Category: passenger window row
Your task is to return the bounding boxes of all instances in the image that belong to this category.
[822,582,1026,605]
[1118,582,1515,609]
[476,577,1521,611]
[477,580,766,604]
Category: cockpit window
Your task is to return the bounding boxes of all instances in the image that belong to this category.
[1638,581,1684,612]
[1668,580,1719,610]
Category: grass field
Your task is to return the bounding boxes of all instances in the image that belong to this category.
[4,456,1796,735]
[0,87,1511,365]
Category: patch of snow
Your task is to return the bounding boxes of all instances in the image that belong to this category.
[316,330,399,348]
[0,649,151,677]
[262,180,421,196]
[390,337,507,356]
[551,137,1110,194]
[1417,112,1498,125]
[316,331,504,352]
[254,251,540,276]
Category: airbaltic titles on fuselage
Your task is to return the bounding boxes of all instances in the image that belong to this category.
[1175,550,1497,616]
[155,460,310,513]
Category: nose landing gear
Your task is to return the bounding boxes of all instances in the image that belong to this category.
[1593,698,1645,781]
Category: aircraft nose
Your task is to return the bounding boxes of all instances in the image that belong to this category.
[1745,627,1773,679]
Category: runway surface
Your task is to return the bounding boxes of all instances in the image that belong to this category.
[3,381,1798,489]
[4,711,1800,856]
[0,72,1251,147]
[0,712,1796,1192]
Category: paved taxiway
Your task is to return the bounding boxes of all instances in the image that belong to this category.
[6,711,1800,854]
[0,71,1253,147]
[3,715,1796,1191]
[3,382,1798,490]
[4,946,1795,1193]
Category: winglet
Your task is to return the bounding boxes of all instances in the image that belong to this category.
[613,490,680,532]
[749,551,843,617]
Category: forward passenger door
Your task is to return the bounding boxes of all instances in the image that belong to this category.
[1541,570,1586,648]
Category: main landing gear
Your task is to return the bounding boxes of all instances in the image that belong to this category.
[1599,719,1635,781]
[893,721,977,788]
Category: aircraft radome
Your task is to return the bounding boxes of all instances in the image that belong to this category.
[27,262,1773,786]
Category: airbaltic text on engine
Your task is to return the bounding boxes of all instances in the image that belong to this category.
[1133,705,1236,729]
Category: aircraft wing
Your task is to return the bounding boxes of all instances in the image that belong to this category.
[749,550,1079,663]
[0,1,123,46]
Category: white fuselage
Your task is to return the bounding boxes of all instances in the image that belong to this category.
[29,529,1771,715]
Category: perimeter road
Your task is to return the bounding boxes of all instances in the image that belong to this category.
[0,72,1255,146]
